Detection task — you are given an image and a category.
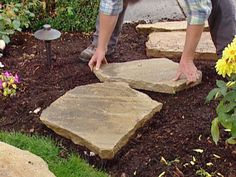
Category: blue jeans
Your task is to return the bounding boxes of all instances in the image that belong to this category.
[208,0,236,58]
[92,4,127,50]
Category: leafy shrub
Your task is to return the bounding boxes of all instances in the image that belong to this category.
[206,36,236,145]
[31,0,99,32]
[1,0,99,32]
[0,1,37,43]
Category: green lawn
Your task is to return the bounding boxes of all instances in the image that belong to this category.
[0,132,108,177]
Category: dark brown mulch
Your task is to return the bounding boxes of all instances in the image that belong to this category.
[0,23,236,177]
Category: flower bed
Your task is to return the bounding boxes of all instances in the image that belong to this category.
[0,24,235,176]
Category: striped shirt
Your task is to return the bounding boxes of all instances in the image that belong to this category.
[100,0,123,16]
[185,0,212,25]
[100,0,212,25]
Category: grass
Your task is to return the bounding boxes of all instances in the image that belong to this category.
[0,132,108,177]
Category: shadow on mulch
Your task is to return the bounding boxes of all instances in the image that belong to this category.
[0,23,236,177]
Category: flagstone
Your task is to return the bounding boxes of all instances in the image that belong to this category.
[40,82,162,159]
[94,58,202,94]
[146,32,217,60]
[136,21,209,33]
[0,142,55,177]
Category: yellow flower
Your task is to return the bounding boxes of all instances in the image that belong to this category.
[215,59,235,77]
[222,42,236,63]
[12,84,17,89]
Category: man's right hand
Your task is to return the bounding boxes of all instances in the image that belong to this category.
[88,48,108,71]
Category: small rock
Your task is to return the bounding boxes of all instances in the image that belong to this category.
[89,152,95,157]
[0,40,6,51]
[33,107,41,114]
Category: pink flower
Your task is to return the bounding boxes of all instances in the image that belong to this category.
[4,71,11,77]
[0,80,2,89]
[14,74,20,83]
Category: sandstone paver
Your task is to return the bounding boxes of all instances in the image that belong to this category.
[136,21,209,33]
[94,58,202,94]
[40,82,162,159]
[146,32,217,60]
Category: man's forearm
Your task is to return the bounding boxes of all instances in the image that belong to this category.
[97,13,119,51]
[181,25,204,61]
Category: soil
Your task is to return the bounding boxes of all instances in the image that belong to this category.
[0,23,236,177]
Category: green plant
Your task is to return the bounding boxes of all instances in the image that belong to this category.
[206,36,236,145]
[0,1,37,43]
[31,0,99,32]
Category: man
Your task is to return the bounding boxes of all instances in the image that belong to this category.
[84,0,236,83]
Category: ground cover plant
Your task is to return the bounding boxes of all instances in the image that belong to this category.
[0,23,235,176]
[0,132,108,177]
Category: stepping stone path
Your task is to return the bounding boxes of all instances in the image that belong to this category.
[94,58,202,94]
[0,142,55,177]
[146,32,217,60]
[40,82,162,159]
[136,21,209,33]
[41,21,209,160]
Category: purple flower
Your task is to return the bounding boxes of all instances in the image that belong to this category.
[4,71,11,77]
[0,80,2,89]
[14,74,20,83]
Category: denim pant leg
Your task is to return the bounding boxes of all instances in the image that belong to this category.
[208,0,236,58]
[92,6,127,49]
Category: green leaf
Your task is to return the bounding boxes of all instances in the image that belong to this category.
[231,120,236,137]
[218,112,232,129]
[12,20,21,30]
[226,137,236,144]
[216,80,227,88]
[224,102,236,113]
[206,88,219,102]
[223,91,236,102]
[211,118,220,145]
[2,35,10,44]
[216,80,227,96]
[216,101,226,114]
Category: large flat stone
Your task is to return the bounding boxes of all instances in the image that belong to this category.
[136,21,209,33]
[40,82,162,159]
[146,32,217,60]
[94,58,202,94]
[0,142,55,177]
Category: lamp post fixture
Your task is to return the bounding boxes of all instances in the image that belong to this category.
[34,24,61,67]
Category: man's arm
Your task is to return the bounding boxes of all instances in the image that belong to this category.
[175,25,204,84]
[89,0,122,71]
[175,0,212,83]
[89,13,118,70]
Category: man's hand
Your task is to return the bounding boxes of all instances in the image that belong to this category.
[88,48,108,71]
[174,58,200,84]
[174,24,204,84]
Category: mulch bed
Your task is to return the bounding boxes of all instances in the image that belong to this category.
[0,23,236,177]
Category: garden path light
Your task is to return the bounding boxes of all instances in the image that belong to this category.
[34,24,61,67]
